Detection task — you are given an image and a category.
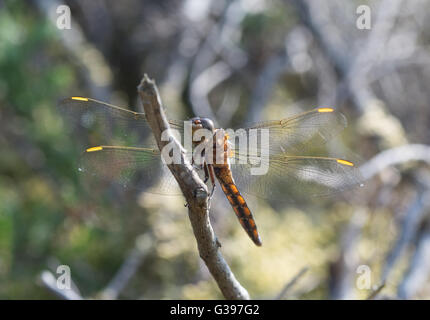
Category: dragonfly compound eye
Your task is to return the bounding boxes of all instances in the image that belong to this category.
[199,118,215,132]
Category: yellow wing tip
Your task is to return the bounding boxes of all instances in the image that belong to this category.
[71,97,89,101]
[318,107,334,113]
[86,146,103,152]
[336,159,354,167]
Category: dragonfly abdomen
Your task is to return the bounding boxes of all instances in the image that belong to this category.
[214,166,262,246]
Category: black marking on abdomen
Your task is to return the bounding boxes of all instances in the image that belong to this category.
[216,172,262,246]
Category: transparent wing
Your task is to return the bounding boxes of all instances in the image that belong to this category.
[58,97,184,147]
[226,107,361,201]
[79,145,182,196]
[58,97,185,195]
[228,107,347,155]
[230,154,363,201]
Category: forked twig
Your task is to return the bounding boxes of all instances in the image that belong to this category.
[137,74,250,300]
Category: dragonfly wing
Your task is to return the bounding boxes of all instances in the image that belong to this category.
[228,108,347,155]
[58,97,184,148]
[79,145,182,196]
[230,154,363,201]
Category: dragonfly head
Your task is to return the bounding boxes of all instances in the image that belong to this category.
[190,117,215,133]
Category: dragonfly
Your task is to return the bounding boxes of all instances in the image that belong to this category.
[59,96,363,246]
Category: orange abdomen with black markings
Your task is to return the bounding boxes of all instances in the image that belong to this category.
[213,165,262,246]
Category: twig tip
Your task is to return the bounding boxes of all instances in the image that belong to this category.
[138,73,156,93]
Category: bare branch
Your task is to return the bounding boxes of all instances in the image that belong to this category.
[99,234,153,300]
[329,209,368,299]
[246,47,290,124]
[190,61,232,123]
[33,0,113,99]
[137,74,250,300]
[367,282,385,300]
[275,266,309,300]
[398,223,430,299]
[188,0,247,121]
[39,271,83,300]
[359,144,430,180]
[381,186,429,283]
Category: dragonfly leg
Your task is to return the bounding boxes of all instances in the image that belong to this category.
[191,157,202,170]
[203,163,209,183]
[207,163,216,199]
